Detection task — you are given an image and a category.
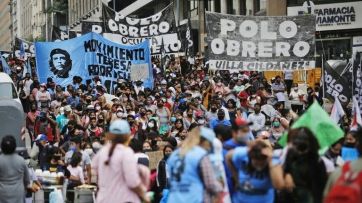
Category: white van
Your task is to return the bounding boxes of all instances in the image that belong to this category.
[0,72,21,104]
[0,72,25,153]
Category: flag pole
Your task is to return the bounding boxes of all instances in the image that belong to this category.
[322,53,325,99]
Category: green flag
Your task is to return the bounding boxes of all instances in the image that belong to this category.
[278,101,344,153]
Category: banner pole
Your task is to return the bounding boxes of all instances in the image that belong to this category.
[322,53,325,99]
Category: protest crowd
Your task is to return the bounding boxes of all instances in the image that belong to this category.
[0,52,361,203]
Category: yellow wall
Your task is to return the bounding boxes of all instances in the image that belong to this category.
[263,68,321,88]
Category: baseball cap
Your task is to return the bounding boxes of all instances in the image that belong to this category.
[64,105,72,112]
[35,134,48,142]
[200,127,216,143]
[232,117,252,130]
[109,119,131,135]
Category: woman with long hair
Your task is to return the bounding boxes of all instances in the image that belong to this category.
[167,127,223,202]
[92,119,150,203]
[282,127,328,203]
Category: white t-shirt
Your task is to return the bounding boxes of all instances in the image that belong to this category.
[67,165,85,184]
[289,89,304,104]
[247,113,266,131]
[284,70,293,80]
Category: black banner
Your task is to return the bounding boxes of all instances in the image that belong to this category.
[205,12,316,71]
[353,52,362,112]
[178,19,195,57]
[324,61,351,103]
[51,26,78,41]
[97,3,180,55]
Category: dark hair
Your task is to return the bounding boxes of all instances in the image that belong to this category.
[247,140,269,174]
[70,152,82,167]
[164,136,177,148]
[49,48,72,78]
[285,127,327,202]
[1,135,16,154]
[355,128,362,155]
[163,144,174,156]
[129,138,143,153]
[104,135,129,165]
[214,125,232,142]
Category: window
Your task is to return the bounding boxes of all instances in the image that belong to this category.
[0,83,18,100]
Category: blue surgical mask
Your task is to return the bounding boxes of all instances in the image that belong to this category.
[170,117,176,122]
[70,146,76,152]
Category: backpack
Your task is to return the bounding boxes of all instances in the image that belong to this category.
[324,162,362,203]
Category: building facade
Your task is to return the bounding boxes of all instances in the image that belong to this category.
[68,0,100,31]
[287,0,362,66]
[0,0,12,51]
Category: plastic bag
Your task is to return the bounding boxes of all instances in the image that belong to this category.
[49,188,64,203]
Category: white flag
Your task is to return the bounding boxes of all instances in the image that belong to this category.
[351,96,362,129]
[330,97,345,124]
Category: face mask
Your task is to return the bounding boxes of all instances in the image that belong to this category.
[180,135,186,140]
[164,154,171,160]
[148,122,155,128]
[140,112,146,117]
[40,87,45,91]
[170,117,176,122]
[272,121,280,128]
[116,112,123,118]
[31,108,36,112]
[293,87,298,91]
[157,104,163,108]
[187,113,193,117]
[218,115,225,120]
[198,119,205,125]
[84,148,93,156]
[211,107,217,112]
[98,119,104,123]
[143,149,153,152]
[70,146,76,152]
[95,106,101,111]
[344,143,355,148]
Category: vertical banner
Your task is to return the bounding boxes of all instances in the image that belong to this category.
[353,52,362,112]
[205,12,316,71]
[14,38,35,59]
[323,61,351,103]
[35,32,153,89]
[178,19,194,57]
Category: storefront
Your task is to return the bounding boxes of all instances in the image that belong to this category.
[282,0,362,87]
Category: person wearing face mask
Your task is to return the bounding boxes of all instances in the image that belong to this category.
[341,130,360,161]
[136,108,148,130]
[36,83,51,111]
[247,103,266,135]
[324,138,344,168]
[156,100,171,135]
[64,136,92,184]
[206,102,219,122]
[167,127,223,203]
[282,128,328,203]
[289,83,305,114]
[87,117,103,137]
[269,118,285,145]
[223,117,254,195]
[155,145,174,202]
[226,140,285,203]
[210,109,231,129]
